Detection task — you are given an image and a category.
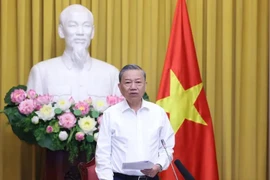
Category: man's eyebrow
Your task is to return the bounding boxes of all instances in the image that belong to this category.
[67,21,77,24]
[83,22,93,25]
[124,78,142,81]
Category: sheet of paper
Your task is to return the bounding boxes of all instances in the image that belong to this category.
[122,160,154,170]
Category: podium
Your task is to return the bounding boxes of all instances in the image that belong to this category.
[44,150,89,180]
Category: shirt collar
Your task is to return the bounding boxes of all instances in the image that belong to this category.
[120,99,150,113]
[61,51,92,71]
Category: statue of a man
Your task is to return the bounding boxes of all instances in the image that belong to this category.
[27,4,120,102]
[26,4,120,179]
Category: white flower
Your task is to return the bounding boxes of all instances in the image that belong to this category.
[31,116,39,124]
[92,99,109,112]
[78,116,97,135]
[35,104,55,121]
[55,98,71,111]
[59,131,68,141]
[94,132,99,141]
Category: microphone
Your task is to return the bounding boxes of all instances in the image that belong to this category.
[161,139,179,180]
[174,159,195,180]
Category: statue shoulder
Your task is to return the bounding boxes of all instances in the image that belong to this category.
[91,58,119,73]
[34,56,62,67]
[30,56,62,69]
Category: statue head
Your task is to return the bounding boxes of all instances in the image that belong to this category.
[58,4,94,53]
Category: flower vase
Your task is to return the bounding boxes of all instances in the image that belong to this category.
[43,149,92,180]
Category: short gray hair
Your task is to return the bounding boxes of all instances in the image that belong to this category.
[119,64,146,82]
[59,4,94,25]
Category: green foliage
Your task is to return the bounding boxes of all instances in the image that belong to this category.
[54,108,62,114]
[90,110,100,118]
[143,92,150,101]
[80,140,96,162]
[74,109,81,116]
[50,120,60,132]
[3,101,37,144]
[34,125,46,141]
[86,135,94,142]
[0,85,104,162]
[66,140,79,162]
[11,125,37,144]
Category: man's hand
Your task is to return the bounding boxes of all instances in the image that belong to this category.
[141,164,161,178]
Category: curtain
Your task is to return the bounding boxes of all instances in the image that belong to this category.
[0,0,268,179]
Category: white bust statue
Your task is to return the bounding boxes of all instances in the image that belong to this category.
[27,4,121,102]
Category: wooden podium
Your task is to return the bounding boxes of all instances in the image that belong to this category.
[44,150,88,180]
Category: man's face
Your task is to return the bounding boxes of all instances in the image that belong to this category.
[61,11,94,51]
[118,70,146,103]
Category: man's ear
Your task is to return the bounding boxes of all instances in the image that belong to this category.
[58,24,65,39]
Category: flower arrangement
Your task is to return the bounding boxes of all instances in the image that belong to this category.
[1,85,124,162]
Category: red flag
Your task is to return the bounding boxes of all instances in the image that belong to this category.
[156,0,219,179]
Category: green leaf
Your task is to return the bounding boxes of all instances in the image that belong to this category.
[90,110,100,118]
[37,134,57,151]
[67,128,75,144]
[74,109,82,116]
[34,126,46,141]
[66,140,80,162]
[4,107,26,124]
[11,126,36,144]
[80,141,96,161]
[86,135,94,142]
[54,108,62,114]
[143,92,150,101]
[76,125,82,132]
[50,120,60,132]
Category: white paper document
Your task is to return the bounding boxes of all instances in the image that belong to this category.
[122,160,154,170]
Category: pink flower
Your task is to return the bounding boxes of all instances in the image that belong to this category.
[18,99,36,115]
[106,95,119,106]
[84,97,92,105]
[75,132,85,141]
[117,96,125,103]
[46,126,54,133]
[11,89,27,104]
[27,89,37,99]
[69,97,75,105]
[74,101,90,116]
[58,112,76,129]
[35,94,53,110]
[36,94,53,105]
[34,102,42,110]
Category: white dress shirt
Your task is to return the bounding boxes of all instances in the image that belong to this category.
[26,52,121,102]
[95,99,175,180]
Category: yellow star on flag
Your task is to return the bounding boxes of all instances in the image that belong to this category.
[157,70,207,133]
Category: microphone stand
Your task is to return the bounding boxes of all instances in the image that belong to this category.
[161,140,179,180]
